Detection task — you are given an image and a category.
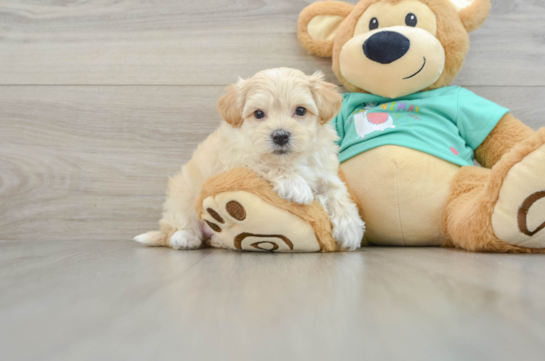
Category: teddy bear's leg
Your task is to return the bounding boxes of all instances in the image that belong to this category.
[443,129,545,253]
[194,167,339,253]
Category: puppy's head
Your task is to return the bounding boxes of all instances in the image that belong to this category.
[217,68,342,163]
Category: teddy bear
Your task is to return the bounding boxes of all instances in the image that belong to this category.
[197,0,545,253]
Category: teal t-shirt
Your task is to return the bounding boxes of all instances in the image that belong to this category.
[332,86,509,166]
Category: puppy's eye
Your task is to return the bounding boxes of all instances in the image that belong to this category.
[405,13,417,27]
[254,110,266,119]
[369,17,379,30]
[295,107,307,116]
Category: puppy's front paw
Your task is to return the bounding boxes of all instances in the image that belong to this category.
[206,235,228,249]
[331,214,365,251]
[273,177,314,205]
[169,230,202,250]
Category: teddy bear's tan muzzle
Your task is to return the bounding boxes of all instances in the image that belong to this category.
[340,26,445,99]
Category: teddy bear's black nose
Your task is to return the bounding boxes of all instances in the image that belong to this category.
[363,31,410,64]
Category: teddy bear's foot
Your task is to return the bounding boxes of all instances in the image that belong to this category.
[443,129,545,253]
[201,191,322,252]
[491,129,545,249]
[196,167,338,253]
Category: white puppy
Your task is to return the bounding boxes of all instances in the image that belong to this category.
[135,68,365,251]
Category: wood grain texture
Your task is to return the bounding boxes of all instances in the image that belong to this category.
[1,86,544,243]
[0,85,223,242]
[1,243,545,361]
[1,1,545,360]
[0,0,544,86]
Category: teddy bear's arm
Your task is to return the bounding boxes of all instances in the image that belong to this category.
[474,113,535,168]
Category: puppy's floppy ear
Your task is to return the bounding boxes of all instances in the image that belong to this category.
[217,83,244,128]
[450,0,491,33]
[309,71,343,125]
[298,1,355,58]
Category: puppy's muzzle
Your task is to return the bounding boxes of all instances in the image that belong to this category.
[271,129,291,146]
[363,31,410,64]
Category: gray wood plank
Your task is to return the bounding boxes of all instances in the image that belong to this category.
[0,85,223,242]
[1,85,544,243]
[1,242,545,361]
[0,0,544,86]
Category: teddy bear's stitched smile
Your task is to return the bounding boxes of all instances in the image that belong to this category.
[403,57,426,80]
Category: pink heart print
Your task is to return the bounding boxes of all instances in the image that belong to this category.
[450,146,459,156]
[367,113,389,124]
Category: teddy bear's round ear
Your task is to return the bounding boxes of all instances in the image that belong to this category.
[450,0,491,33]
[298,1,355,58]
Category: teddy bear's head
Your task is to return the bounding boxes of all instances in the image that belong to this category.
[298,0,491,98]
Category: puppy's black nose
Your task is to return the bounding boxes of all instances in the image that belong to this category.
[363,31,410,64]
[271,130,291,146]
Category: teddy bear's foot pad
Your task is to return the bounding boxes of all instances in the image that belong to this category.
[201,191,322,252]
[492,133,545,248]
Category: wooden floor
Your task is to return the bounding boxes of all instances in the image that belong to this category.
[2,242,545,361]
[1,0,545,360]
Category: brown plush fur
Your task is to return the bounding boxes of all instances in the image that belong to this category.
[459,0,491,33]
[475,113,536,168]
[195,167,339,252]
[298,1,356,58]
[442,129,545,253]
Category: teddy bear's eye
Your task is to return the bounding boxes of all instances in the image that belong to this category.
[369,17,379,31]
[405,13,418,27]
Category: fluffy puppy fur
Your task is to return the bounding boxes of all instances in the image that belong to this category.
[135,68,365,251]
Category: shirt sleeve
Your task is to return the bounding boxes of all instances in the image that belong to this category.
[331,94,349,147]
[456,87,509,150]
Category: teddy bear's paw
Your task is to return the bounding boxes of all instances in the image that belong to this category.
[492,130,545,248]
[200,191,322,252]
